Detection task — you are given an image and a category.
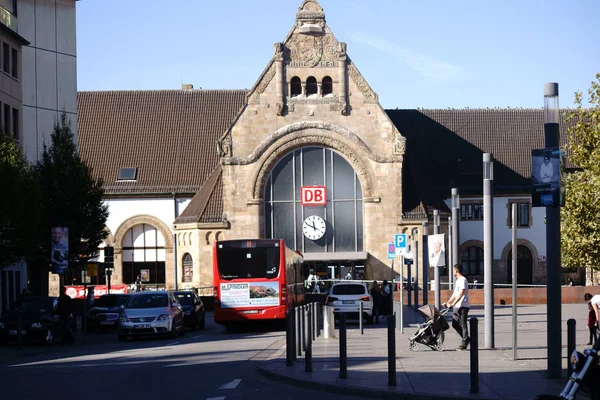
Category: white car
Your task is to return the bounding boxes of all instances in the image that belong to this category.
[325,282,373,323]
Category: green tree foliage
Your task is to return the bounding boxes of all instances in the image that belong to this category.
[562,73,600,269]
[35,112,109,271]
[0,136,42,267]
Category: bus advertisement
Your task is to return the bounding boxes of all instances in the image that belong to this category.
[213,239,303,328]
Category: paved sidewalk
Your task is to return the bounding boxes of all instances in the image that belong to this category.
[260,304,593,399]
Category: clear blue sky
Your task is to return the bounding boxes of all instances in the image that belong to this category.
[77,0,599,109]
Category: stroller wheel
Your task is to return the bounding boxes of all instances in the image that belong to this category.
[409,340,419,352]
[434,331,445,351]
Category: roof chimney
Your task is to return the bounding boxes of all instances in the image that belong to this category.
[181,84,194,91]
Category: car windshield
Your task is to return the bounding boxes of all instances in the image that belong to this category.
[332,284,367,295]
[174,293,193,305]
[94,295,130,308]
[11,299,53,313]
[126,294,168,309]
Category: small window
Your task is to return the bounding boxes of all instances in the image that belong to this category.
[2,43,9,73]
[12,107,17,140]
[322,76,333,95]
[507,201,531,227]
[461,201,484,221]
[290,77,301,97]
[182,253,193,283]
[306,76,317,96]
[117,167,138,181]
[11,48,17,79]
[3,103,9,134]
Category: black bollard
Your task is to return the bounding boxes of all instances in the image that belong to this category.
[305,308,313,372]
[17,310,22,351]
[339,313,348,379]
[567,319,576,377]
[301,305,305,352]
[312,302,317,341]
[359,301,364,334]
[291,306,297,362]
[296,306,302,357]
[316,303,321,337]
[469,317,479,393]
[286,310,294,367]
[387,314,396,386]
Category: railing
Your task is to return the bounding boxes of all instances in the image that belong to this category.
[0,6,17,32]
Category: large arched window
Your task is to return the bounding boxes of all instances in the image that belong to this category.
[322,76,333,96]
[306,76,317,96]
[290,77,301,97]
[461,246,483,276]
[182,253,193,283]
[507,245,533,284]
[264,147,363,254]
[122,224,166,284]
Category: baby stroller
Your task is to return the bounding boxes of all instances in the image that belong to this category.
[408,304,450,351]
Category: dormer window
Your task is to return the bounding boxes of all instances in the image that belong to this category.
[322,76,333,96]
[290,77,301,97]
[118,167,138,181]
[306,76,317,96]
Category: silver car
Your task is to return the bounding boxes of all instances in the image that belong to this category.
[117,291,184,341]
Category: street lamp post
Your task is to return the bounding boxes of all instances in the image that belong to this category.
[433,210,441,310]
[544,82,562,379]
[483,153,495,349]
[451,188,460,287]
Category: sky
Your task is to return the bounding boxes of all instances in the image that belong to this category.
[76,0,599,109]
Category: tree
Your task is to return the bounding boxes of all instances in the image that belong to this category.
[0,135,42,267]
[34,112,108,282]
[562,73,600,271]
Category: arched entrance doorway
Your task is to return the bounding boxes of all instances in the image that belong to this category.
[507,245,533,285]
[121,223,167,286]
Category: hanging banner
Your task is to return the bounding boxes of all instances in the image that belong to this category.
[428,234,446,267]
[65,285,129,299]
[532,148,565,207]
[51,226,69,275]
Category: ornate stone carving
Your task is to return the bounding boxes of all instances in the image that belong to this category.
[248,64,276,105]
[286,34,323,67]
[276,102,285,116]
[393,128,406,155]
[288,95,338,105]
[274,42,284,61]
[348,61,377,103]
[296,0,325,34]
[217,128,232,157]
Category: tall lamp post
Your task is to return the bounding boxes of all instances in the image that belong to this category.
[544,82,562,379]
[433,210,441,310]
[483,153,495,349]
[451,188,460,286]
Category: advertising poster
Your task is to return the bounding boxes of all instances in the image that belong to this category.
[428,234,446,267]
[220,282,280,308]
[532,148,565,207]
[140,269,150,282]
[50,226,69,275]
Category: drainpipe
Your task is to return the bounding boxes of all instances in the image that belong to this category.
[173,192,178,291]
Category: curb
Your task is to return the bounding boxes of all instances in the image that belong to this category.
[258,363,488,400]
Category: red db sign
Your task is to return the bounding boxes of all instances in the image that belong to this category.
[301,186,327,206]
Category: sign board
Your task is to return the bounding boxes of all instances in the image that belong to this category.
[300,186,327,206]
[86,262,98,277]
[387,243,396,259]
[531,148,565,207]
[395,234,407,249]
[404,258,413,265]
[219,281,280,308]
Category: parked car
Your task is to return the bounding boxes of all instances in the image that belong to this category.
[0,296,60,345]
[325,282,374,323]
[117,291,184,341]
[86,294,131,332]
[173,291,205,330]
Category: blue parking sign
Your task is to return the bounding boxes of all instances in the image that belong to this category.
[395,234,407,249]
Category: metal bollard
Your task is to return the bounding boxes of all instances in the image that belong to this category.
[301,305,305,352]
[339,313,348,379]
[17,311,22,350]
[316,302,321,337]
[305,308,313,372]
[387,314,396,386]
[291,307,297,362]
[286,310,294,367]
[567,319,576,377]
[296,306,302,357]
[359,301,364,334]
[312,302,317,341]
[469,317,479,393]
[323,305,334,339]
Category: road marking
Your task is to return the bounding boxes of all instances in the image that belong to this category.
[206,397,226,400]
[165,341,180,346]
[192,334,204,339]
[219,379,241,389]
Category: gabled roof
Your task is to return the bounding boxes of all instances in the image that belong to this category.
[174,165,224,224]
[387,109,576,199]
[77,89,247,195]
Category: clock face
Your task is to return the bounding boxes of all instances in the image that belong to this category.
[303,215,326,241]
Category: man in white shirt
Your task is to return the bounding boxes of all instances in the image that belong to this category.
[585,293,600,328]
[443,264,470,350]
[540,156,554,183]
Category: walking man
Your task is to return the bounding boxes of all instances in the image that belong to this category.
[443,264,470,350]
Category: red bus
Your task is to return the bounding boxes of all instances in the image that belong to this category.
[213,239,304,329]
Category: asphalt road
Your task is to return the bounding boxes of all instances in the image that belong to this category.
[0,313,360,400]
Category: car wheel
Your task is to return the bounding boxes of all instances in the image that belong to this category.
[45,329,54,346]
[117,334,127,342]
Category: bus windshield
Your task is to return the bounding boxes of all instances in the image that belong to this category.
[217,247,280,280]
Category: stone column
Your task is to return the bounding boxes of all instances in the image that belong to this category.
[338,42,348,115]
[274,42,285,115]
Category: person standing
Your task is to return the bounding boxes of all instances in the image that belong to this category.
[443,264,470,350]
[57,286,74,343]
[135,275,142,292]
[587,302,598,345]
[584,293,600,342]
[370,281,382,324]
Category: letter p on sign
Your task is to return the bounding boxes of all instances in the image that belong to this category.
[301,186,327,206]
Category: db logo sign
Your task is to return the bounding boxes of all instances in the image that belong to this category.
[300,186,327,206]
